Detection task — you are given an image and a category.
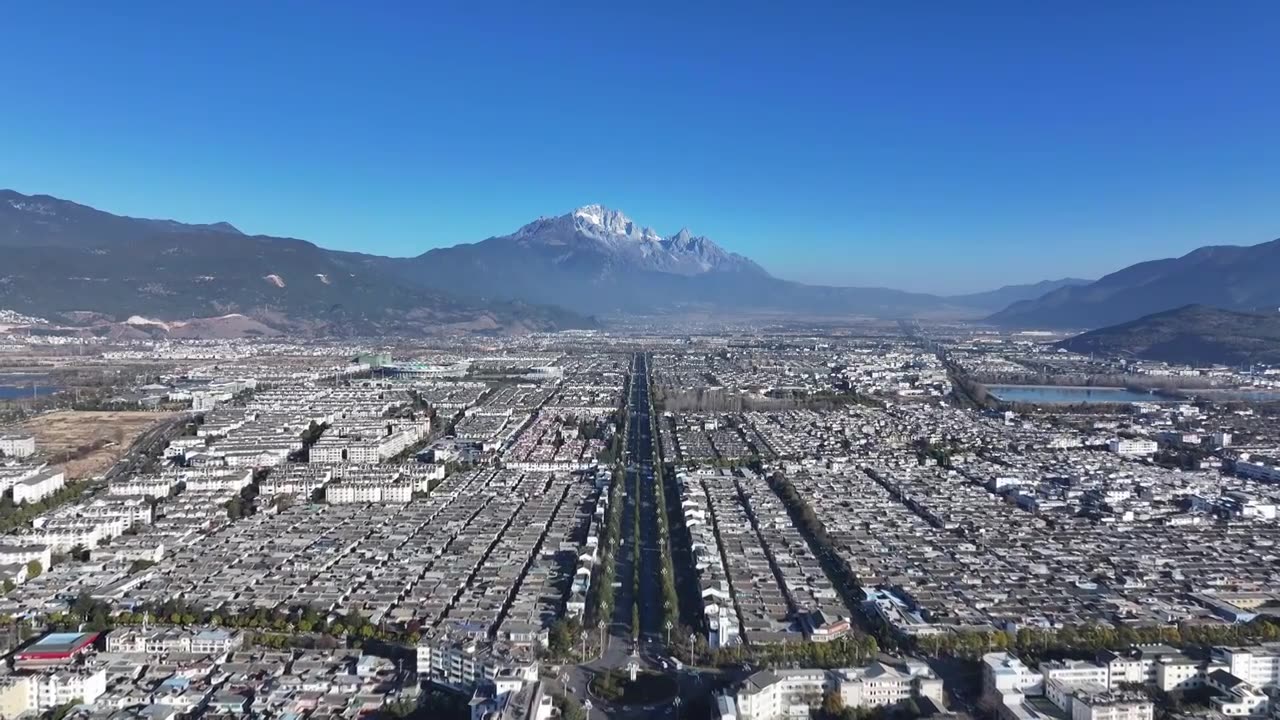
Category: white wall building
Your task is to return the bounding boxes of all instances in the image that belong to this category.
[108,476,179,498]
[0,543,51,572]
[733,661,945,720]
[325,480,413,504]
[0,434,36,458]
[30,668,107,710]
[984,652,1044,703]
[1213,646,1280,690]
[13,469,65,504]
[1109,439,1158,456]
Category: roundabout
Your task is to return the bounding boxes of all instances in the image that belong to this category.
[587,668,679,707]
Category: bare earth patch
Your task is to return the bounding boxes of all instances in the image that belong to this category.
[15,410,178,480]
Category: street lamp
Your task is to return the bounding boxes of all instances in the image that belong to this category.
[687,633,696,665]
[673,696,683,719]
[665,618,673,646]
[580,630,588,660]
[584,699,593,718]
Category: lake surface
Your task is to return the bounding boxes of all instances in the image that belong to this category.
[988,385,1160,405]
[1192,390,1280,403]
[0,374,57,400]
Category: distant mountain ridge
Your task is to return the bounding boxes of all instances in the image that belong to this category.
[0,189,244,247]
[504,205,769,277]
[0,189,594,336]
[386,204,984,318]
[1055,305,1280,366]
[989,238,1280,328]
[1,189,1169,330]
[947,278,1092,312]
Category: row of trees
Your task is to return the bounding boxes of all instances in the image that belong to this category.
[654,386,880,414]
[585,466,625,630]
[631,457,642,641]
[709,634,881,669]
[0,479,98,533]
[648,410,681,636]
[766,472,869,624]
[906,619,1280,661]
[36,592,423,645]
[816,692,923,720]
[551,691,587,720]
[583,359,632,636]
[546,616,584,659]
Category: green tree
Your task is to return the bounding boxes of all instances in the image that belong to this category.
[25,560,42,579]
[820,689,846,719]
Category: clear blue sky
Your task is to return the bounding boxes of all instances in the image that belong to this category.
[2,2,1278,293]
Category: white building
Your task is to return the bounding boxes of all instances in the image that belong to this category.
[1042,660,1110,697]
[735,669,826,720]
[106,627,243,656]
[983,652,1044,703]
[990,653,1156,720]
[469,676,554,720]
[1057,688,1153,720]
[13,468,65,504]
[325,480,413,504]
[30,668,107,710]
[0,543,51,572]
[73,496,155,528]
[733,661,945,720]
[0,434,36,458]
[1213,646,1280,689]
[26,517,127,552]
[1207,670,1270,717]
[108,476,179,498]
[0,676,32,719]
[1109,439,1158,456]
[417,636,539,693]
[184,468,254,493]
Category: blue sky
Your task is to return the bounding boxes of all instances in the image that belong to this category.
[2,2,1278,293]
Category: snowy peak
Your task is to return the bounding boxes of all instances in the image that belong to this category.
[499,204,762,274]
[570,204,661,242]
[501,205,767,277]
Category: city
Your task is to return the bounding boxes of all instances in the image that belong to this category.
[1,326,1279,720]
[2,3,1278,719]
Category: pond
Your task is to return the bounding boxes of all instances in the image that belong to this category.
[0,374,58,400]
[988,385,1161,405]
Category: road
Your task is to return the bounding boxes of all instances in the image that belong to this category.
[604,354,665,653]
[103,414,189,482]
[568,354,735,718]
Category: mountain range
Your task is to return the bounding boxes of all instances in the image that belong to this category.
[3,188,1274,338]
[367,205,1087,318]
[989,239,1280,328]
[1055,305,1280,367]
[0,190,592,337]
[0,191,1089,334]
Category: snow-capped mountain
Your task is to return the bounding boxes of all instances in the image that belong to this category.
[505,204,767,277]
[0,189,595,335]
[392,204,958,316]
[0,188,1017,324]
